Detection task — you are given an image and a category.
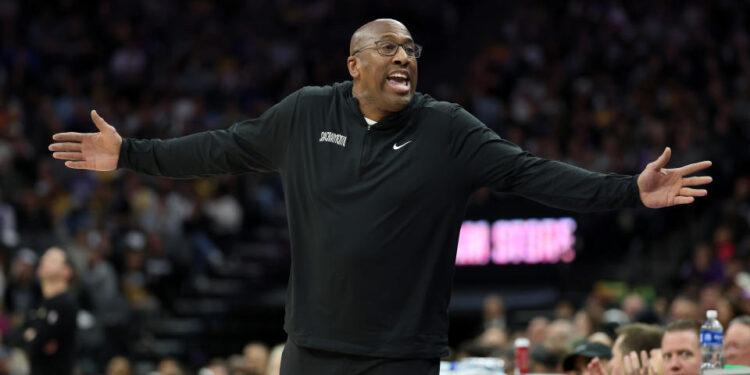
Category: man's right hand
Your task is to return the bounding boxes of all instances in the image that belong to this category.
[622,349,662,375]
[49,110,122,171]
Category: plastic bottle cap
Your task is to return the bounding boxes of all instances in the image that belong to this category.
[514,338,530,347]
[706,310,717,319]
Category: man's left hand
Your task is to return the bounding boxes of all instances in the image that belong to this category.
[638,147,712,208]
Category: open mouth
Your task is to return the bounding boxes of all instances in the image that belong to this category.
[386,71,411,94]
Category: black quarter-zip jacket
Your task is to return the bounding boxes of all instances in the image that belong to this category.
[118,81,641,358]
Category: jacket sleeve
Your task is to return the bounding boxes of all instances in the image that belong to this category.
[451,107,643,212]
[117,88,303,177]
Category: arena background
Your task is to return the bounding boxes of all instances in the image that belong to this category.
[0,0,749,374]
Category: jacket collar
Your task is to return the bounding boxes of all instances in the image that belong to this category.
[342,81,420,130]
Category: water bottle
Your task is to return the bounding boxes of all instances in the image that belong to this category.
[440,358,504,374]
[700,310,725,373]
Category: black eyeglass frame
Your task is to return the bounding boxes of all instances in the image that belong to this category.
[352,40,423,59]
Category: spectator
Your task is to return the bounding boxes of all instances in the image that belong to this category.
[199,358,229,375]
[526,317,550,346]
[143,232,177,308]
[545,319,575,354]
[5,248,38,318]
[681,243,724,285]
[668,296,700,323]
[555,301,576,321]
[24,247,77,375]
[120,232,158,312]
[562,342,612,375]
[481,294,506,330]
[243,341,269,375]
[7,347,29,375]
[473,325,509,355]
[621,294,647,323]
[724,315,750,366]
[79,231,129,358]
[202,183,243,242]
[661,320,701,375]
[0,189,18,249]
[573,311,595,343]
[699,285,723,314]
[530,344,562,373]
[157,358,186,375]
[587,332,613,347]
[610,323,664,370]
[228,354,251,375]
[106,356,133,375]
[264,344,284,375]
[715,297,734,329]
[0,330,12,374]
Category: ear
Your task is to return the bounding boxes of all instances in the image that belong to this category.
[347,56,360,79]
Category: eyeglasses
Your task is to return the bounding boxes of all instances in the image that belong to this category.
[352,40,423,59]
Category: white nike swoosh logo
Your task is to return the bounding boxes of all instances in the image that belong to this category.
[393,141,412,150]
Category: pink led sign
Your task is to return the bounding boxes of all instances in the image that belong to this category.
[455,218,577,266]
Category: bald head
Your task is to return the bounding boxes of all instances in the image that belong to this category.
[347,18,418,121]
[350,19,411,55]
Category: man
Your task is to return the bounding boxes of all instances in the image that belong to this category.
[530,344,563,373]
[49,19,712,374]
[669,296,700,323]
[661,320,701,375]
[105,356,133,375]
[586,324,662,375]
[725,315,750,366]
[611,324,663,371]
[243,341,270,375]
[621,294,647,323]
[563,341,612,375]
[24,247,78,375]
[481,294,506,331]
[265,344,285,375]
[157,358,187,375]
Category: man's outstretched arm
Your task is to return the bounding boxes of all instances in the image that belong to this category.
[49,110,260,177]
[452,107,712,211]
[49,89,301,177]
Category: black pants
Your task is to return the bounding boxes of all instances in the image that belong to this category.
[280,338,440,375]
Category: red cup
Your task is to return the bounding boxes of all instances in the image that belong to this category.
[515,338,530,375]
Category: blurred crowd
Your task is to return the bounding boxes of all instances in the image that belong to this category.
[0,0,749,374]
[453,292,750,374]
[72,341,285,375]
